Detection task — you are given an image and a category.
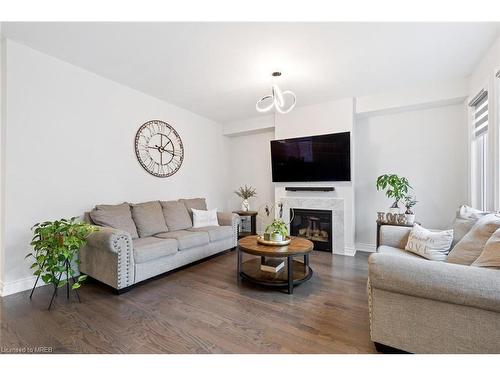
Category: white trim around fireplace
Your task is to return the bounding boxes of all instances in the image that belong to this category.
[280,196,348,255]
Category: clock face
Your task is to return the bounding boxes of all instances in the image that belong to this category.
[135,120,184,178]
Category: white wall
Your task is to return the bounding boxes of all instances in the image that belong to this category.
[355,103,468,249]
[1,40,228,295]
[274,98,354,139]
[356,78,468,115]
[0,24,5,291]
[226,129,275,232]
[469,35,500,93]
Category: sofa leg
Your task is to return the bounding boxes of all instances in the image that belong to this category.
[114,286,133,295]
[374,342,410,354]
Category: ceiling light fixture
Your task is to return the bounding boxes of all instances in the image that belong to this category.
[256,72,296,114]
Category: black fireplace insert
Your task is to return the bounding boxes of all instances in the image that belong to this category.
[290,208,332,252]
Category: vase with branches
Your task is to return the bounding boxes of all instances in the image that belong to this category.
[234,185,257,211]
[376,174,412,211]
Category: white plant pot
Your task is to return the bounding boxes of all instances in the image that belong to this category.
[270,233,284,242]
[405,214,415,225]
[241,199,249,211]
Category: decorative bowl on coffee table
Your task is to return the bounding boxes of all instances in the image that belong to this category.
[256,235,292,246]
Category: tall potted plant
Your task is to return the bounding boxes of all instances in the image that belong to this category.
[234,185,257,211]
[26,217,97,310]
[376,174,412,213]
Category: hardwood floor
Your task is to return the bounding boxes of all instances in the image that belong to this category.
[0,250,376,353]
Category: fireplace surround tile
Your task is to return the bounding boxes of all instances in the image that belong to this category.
[280,197,345,254]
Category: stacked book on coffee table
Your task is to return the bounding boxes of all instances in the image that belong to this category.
[260,259,285,273]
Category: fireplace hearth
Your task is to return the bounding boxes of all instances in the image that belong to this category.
[290,208,332,252]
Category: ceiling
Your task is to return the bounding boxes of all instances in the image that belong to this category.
[3,22,500,123]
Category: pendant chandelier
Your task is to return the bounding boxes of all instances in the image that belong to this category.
[256,72,296,114]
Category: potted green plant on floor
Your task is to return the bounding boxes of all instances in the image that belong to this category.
[264,218,289,242]
[26,217,97,310]
[403,195,417,225]
[376,174,412,213]
[235,185,257,211]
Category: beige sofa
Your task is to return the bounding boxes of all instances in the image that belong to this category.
[368,222,500,353]
[80,198,238,293]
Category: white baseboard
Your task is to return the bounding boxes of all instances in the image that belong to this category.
[333,246,356,256]
[356,242,377,253]
[0,275,44,297]
[343,246,357,256]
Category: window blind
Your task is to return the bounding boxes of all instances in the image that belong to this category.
[471,93,488,138]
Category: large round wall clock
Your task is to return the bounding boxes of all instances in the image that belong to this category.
[135,120,184,178]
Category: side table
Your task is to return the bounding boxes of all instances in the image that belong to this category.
[376,220,418,250]
[233,210,258,238]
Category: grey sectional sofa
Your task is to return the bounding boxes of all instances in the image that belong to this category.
[368,224,500,353]
[79,198,238,293]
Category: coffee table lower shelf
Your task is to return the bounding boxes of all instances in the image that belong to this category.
[239,258,313,292]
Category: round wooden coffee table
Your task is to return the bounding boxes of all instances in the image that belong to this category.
[237,235,314,294]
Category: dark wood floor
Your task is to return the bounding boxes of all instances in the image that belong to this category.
[0,250,376,353]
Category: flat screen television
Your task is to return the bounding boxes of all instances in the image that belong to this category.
[270,131,351,182]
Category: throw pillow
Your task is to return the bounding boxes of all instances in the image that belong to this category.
[130,201,168,238]
[404,224,454,261]
[447,213,500,266]
[161,200,193,231]
[179,198,207,218]
[192,208,219,228]
[457,204,489,219]
[471,227,500,268]
[90,202,139,239]
[451,205,489,247]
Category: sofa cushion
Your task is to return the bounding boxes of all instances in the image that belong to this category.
[179,198,207,217]
[154,230,209,250]
[131,201,168,238]
[90,202,139,239]
[160,200,192,231]
[472,227,500,268]
[404,224,453,261]
[192,208,219,228]
[457,205,489,220]
[448,214,500,266]
[378,245,426,260]
[133,237,178,263]
[452,217,478,248]
[451,205,490,247]
[188,226,233,242]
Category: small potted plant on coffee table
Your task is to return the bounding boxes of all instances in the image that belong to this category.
[403,195,417,225]
[264,218,289,242]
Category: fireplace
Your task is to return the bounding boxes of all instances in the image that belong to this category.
[290,208,332,252]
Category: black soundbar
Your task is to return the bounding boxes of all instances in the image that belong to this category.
[285,187,335,192]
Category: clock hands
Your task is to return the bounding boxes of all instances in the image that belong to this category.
[146,137,178,167]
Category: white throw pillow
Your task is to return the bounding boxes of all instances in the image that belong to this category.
[192,208,219,228]
[405,224,454,261]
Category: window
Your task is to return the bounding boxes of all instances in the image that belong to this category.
[470,89,489,210]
